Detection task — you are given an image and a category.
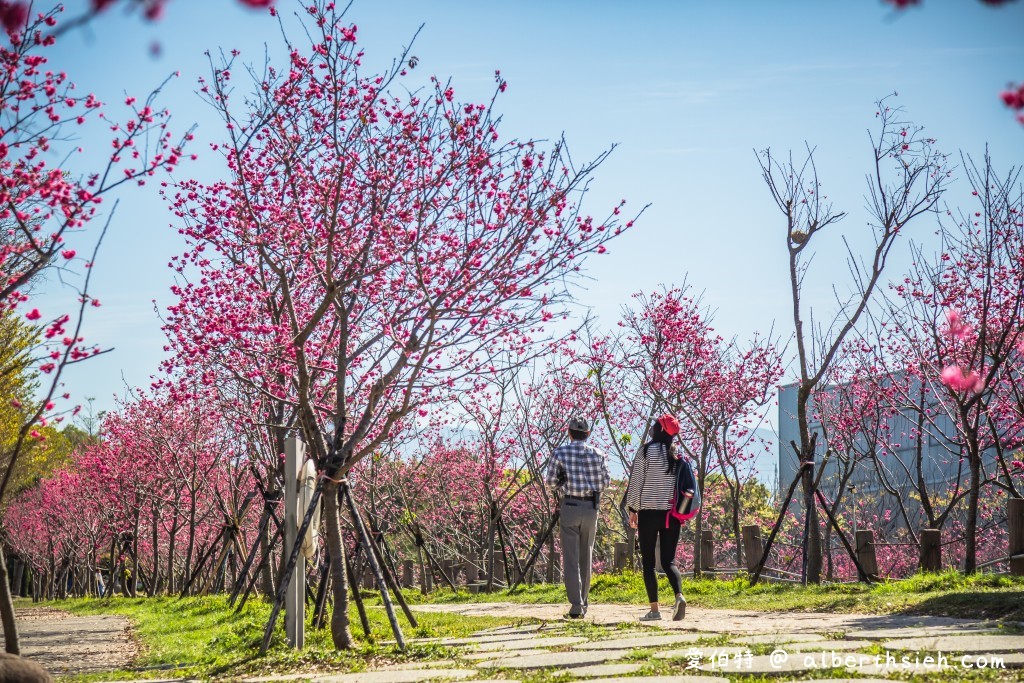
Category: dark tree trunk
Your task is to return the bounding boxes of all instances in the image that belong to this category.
[130,514,141,598]
[10,556,24,599]
[167,525,177,595]
[0,551,20,654]
[964,445,981,573]
[150,506,161,597]
[323,481,353,649]
[184,493,198,591]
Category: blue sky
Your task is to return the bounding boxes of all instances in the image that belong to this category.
[36,0,1024,418]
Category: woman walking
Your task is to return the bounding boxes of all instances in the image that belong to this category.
[625,414,694,621]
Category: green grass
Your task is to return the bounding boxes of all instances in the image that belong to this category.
[31,570,1024,681]
[405,569,1024,620]
[45,593,523,681]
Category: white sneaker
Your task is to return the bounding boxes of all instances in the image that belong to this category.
[639,610,662,621]
[672,596,687,621]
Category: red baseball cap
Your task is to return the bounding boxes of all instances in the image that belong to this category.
[656,414,680,437]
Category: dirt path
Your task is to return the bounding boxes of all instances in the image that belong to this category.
[412,601,1005,634]
[0,606,137,677]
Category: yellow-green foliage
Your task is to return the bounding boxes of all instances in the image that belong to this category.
[0,310,79,500]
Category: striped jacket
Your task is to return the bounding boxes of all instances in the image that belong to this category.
[625,442,678,512]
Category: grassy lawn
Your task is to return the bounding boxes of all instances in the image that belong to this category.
[48,594,522,681]
[30,571,1024,681]
[402,569,1024,621]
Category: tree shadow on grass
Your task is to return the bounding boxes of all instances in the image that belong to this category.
[894,591,1024,622]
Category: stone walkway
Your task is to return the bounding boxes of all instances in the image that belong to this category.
[412,600,1009,634]
[0,606,137,676]
[237,603,1023,682]
[11,602,1024,681]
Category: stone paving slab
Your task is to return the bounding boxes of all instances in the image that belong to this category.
[786,639,874,651]
[565,662,644,677]
[413,602,1005,635]
[482,625,564,634]
[699,653,846,675]
[730,632,826,645]
[310,669,477,682]
[477,649,632,669]
[375,661,459,670]
[461,648,551,660]
[423,633,548,645]
[880,633,1024,653]
[470,635,588,651]
[579,677,729,683]
[992,653,1024,668]
[847,651,1024,676]
[654,646,751,660]
[575,633,707,650]
[844,624,1001,640]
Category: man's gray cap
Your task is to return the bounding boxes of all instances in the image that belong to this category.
[567,416,590,433]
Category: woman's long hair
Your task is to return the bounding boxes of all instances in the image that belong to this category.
[645,420,678,474]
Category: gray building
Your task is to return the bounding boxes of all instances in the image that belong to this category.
[777,380,993,531]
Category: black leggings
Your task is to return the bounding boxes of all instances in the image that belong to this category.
[637,510,682,603]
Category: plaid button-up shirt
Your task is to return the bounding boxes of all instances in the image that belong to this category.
[545,440,611,498]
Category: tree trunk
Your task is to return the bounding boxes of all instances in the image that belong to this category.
[151,506,161,597]
[545,527,555,583]
[130,514,141,598]
[13,558,24,599]
[260,504,275,598]
[184,493,198,591]
[323,481,353,649]
[801,453,823,584]
[167,524,177,595]
[0,551,19,654]
[964,448,981,573]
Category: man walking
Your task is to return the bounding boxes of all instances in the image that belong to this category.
[545,415,611,619]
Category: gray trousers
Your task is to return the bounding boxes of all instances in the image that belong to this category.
[559,499,598,614]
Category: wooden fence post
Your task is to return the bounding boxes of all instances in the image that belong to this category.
[855,530,879,578]
[700,530,715,573]
[493,559,505,584]
[401,560,413,588]
[422,565,432,592]
[741,525,762,574]
[440,559,453,585]
[1009,498,1024,577]
[919,529,941,572]
[614,542,630,572]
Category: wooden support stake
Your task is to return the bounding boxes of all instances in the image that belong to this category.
[700,530,715,572]
[342,485,405,649]
[614,542,630,572]
[919,528,941,572]
[344,547,371,638]
[855,530,879,578]
[741,525,762,574]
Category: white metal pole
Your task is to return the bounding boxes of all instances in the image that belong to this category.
[284,436,306,649]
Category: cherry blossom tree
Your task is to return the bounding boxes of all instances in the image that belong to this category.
[0,4,184,651]
[585,286,782,573]
[882,150,1024,571]
[166,0,632,649]
[758,96,949,583]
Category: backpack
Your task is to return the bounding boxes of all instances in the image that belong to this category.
[666,455,700,526]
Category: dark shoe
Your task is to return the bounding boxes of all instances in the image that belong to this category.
[672,596,687,621]
[564,612,584,620]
